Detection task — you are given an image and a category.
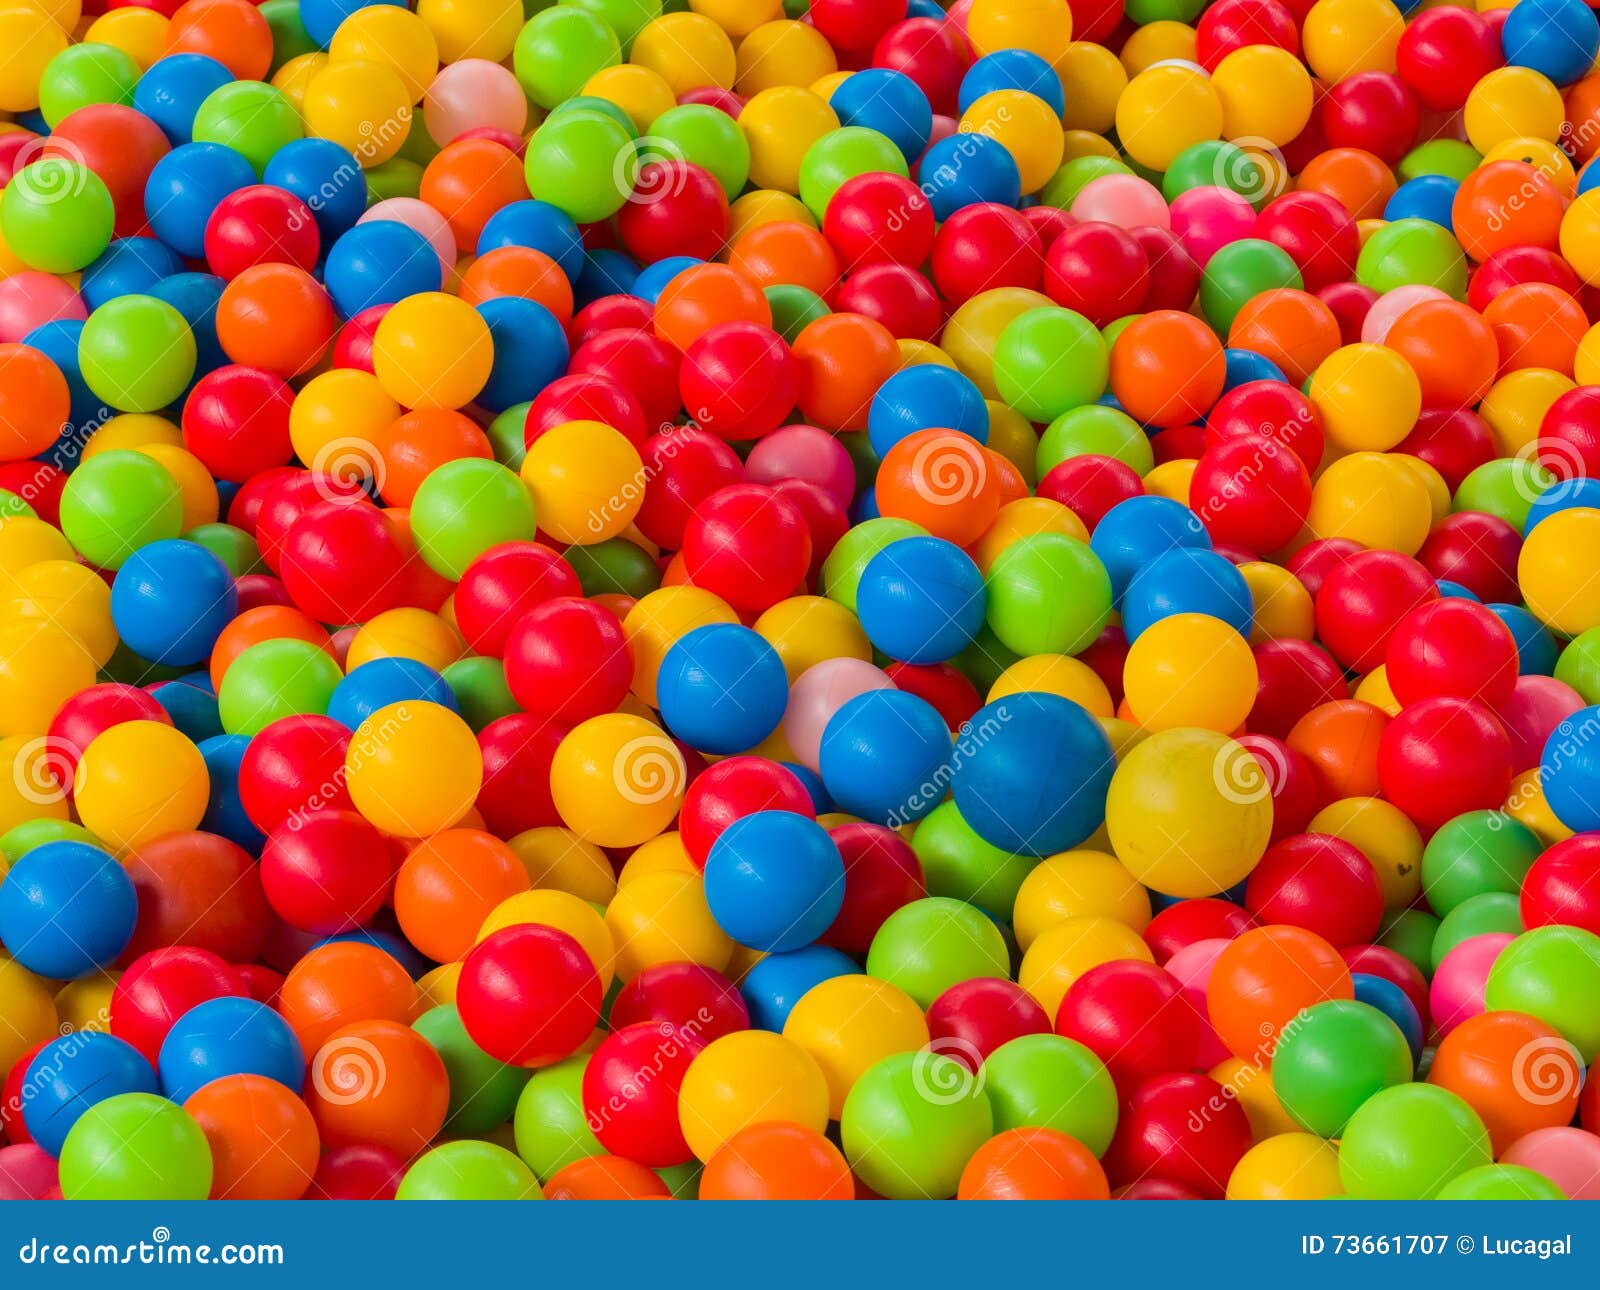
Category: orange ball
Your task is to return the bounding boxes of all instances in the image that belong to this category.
[216,264,338,378]
[1483,283,1588,376]
[1295,147,1396,221]
[543,1154,672,1199]
[1565,74,1600,165]
[874,426,1003,545]
[1207,925,1353,1062]
[1286,699,1388,801]
[986,446,1030,503]
[1227,288,1342,385]
[791,311,901,432]
[1451,161,1564,262]
[304,1019,447,1158]
[278,941,420,1056]
[420,139,530,253]
[164,0,273,80]
[1428,1010,1582,1155]
[654,263,772,351]
[1109,309,1226,428]
[394,828,529,963]
[726,220,840,299]
[0,342,71,460]
[185,1073,319,1200]
[208,605,335,692]
[700,1121,855,1199]
[1383,299,1498,410]
[456,246,574,323]
[958,1126,1111,1199]
[373,409,492,506]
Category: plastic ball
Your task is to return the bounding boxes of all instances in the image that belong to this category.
[1338,1083,1491,1198]
[58,1093,212,1200]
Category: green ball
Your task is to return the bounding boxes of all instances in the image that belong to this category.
[1337,1084,1491,1199]
[644,104,750,200]
[1271,1000,1413,1138]
[1555,628,1600,705]
[397,115,441,168]
[1398,139,1482,185]
[1436,1164,1565,1201]
[365,157,424,202]
[1040,155,1130,209]
[260,0,319,74]
[1037,404,1152,477]
[655,1158,701,1198]
[218,638,344,735]
[1377,908,1439,977]
[765,283,830,342]
[0,818,100,863]
[513,1055,602,1180]
[1485,926,1600,1063]
[1453,458,1553,532]
[38,42,139,127]
[486,401,531,470]
[413,1004,529,1135]
[184,522,262,577]
[840,1050,994,1198]
[513,8,621,109]
[1431,891,1523,972]
[524,108,637,224]
[954,620,1022,695]
[563,536,661,599]
[1162,140,1266,206]
[548,94,638,137]
[980,1033,1118,1155]
[79,295,197,413]
[0,159,114,274]
[565,0,660,49]
[912,800,1035,919]
[442,657,519,731]
[866,896,1011,1010]
[58,449,183,570]
[985,531,1113,656]
[1199,238,1303,334]
[60,1093,213,1200]
[1126,0,1205,23]
[100,639,186,687]
[0,489,35,521]
[993,307,1108,422]
[1356,218,1469,301]
[1421,811,1543,917]
[410,458,538,580]
[397,1141,542,1199]
[822,516,924,614]
[799,127,908,221]
[192,82,304,175]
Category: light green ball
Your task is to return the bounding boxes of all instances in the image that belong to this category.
[1485,925,1600,1063]
[413,1004,529,1134]
[513,1055,603,1180]
[0,159,114,274]
[799,127,908,221]
[822,516,924,614]
[1338,1084,1491,1199]
[1356,217,1469,301]
[410,458,537,581]
[524,108,637,224]
[1436,1164,1565,1200]
[865,897,1010,1010]
[980,1034,1117,1155]
[985,531,1113,656]
[1271,1000,1413,1137]
[57,449,183,571]
[840,1050,994,1198]
[397,1141,543,1199]
[1555,628,1600,705]
[513,8,621,109]
[1037,404,1152,477]
[60,1093,212,1200]
[38,42,139,127]
[217,638,344,735]
[912,800,1035,919]
[192,82,304,174]
[644,104,750,200]
[1453,458,1553,532]
[79,295,197,413]
[1421,811,1543,917]
[993,307,1109,422]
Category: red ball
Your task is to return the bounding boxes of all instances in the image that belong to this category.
[811,0,906,51]
[259,809,392,934]
[581,1021,705,1166]
[278,500,405,625]
[122,830,268,963]
[925,977,1049,1070]
[882,660,982,729]
[1236,732,1320,841]
[1196,0,1299,69]
[1375,696,1513,832]
[1285,536,1362,599]
[569,294,653,348]
[0,461,64,525]
[1520,834,1600,936]
[820,821,925,953]
[1056,960,1198,1091]
[457,924,602,1067]
[254,470,366,573]
[503,596,631,724]
[1116,1178,1206,1200]
[634,425,746,549]
[617,161,729,264]
[1020,204,1075,251]
[682,483,812,613]
[44,104,169,236]
[1396,408,1497,493]
[1417,511,1522,603]
[1245,833,1384,946]
[1467,247,1580,314]
[526,374,647,448]
[1042,222,1150,327]
[832,262,943,340]
[1317,280,1377,344]
[1,1040,47,1144]
[453,541,581,659]
[1385,597,1520,708]
[239,713,354,833]
[678,322,797,441]
[1341,943,1430,1028]
[677,87,743,116]
[1204,379,1325,473]
[823,171,935,269]
[1255,192,1359,292]
[110,947,243,1065]
[1103,1073,1253,1199]
[1250,638,1347,739]
[181,365,295,484]
[1077,624,1130,705]
[929,203,1043,305]
[1035,455,1144,532]
[332,304,388,372]
[1131,226,1200,312]
[45,683,171,788]
[1190,436,1312,554]
[307,1144,406,1200]
[680,756,815,868]
[871,17,968,116]
[474,712,564,837]
[226,465,299,538]
[1396,5,1503,111]
[609,963,750,1040]
[1539,386,1600,481]
[568,328,681,432]
[1314,548,1438,673]
[203,184,319,280]
[1142,899,1257,964]
[1319,73,1420,165]
[771,477,848,578]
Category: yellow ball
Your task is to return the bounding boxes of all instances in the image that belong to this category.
[1124,613,1256,732]
[679,1030,829,1161]
[1212,45,1314,147]
[417,961,462,1009]
[1397,453,1449,526]
[1062,128,1119,161]
[984,401,1039,483]
[754,595,870,681]
[782,975,929,1118]
[1115,63,1223,172]
[520,419,645,545]
[1302,0,1404,80]
[82,7,167,69]
[1119,20,1197,74]
[1238,561,1313,642]
[1308,796,1422,910]
[959,89,1063,195]
[1143,458,1195,506]
[346,607,463,672]
[1505,769,1574,846]
[345,700,482,838]
[1307,451,1433,554]
[975,501,1089,576]
[1353,662,1402,716]
[1227,1133,1343,1199]
[943,287,1053,399]
[1210,1056,1305,1140]
[302,59,414,166]
[1018,915,1153,1017]
[1577,321,1600,385]
[507,826,616,904]
[1485,136,1576,194]
[272,51,328,110]
[605,869,732,980]
[84,412,182,458]
[1563,189,1600,285]
[584,64,676,133]
[75,721,209,853]
[810,69,851,101]
[1011,849,1151,951]
[0,7,67,112]
[289,369,397,485]
[736,19,837,94]
[1057,42,1126,134]
[2,558,116,666]
[1106,728,1274,898]
[632,12,736,96]
[616,830,697,886]
[1480,368,1574,456]
[416,0,521,63]
[1309,343,1421,452]
[0,735,68,834]
[372,291,493,410]
[692,0,782,40]
[329,6,439,103]
[478,889,616,990]
[740,86,839,194]
[55,972,116,1033]
[1520,507,1600,636]
[622,585,739,705]
[728,189,816,243]
[898,339,954,369]
[1465,67,1564,153]
[138,444,218,531]
[967,0,1074,71]
[0,517,74,595]
[551,713,686,848]
[0,622,95,738]
[0,957,57,1076]
[989,655,1112,717]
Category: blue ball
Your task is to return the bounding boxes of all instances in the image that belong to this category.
[148,272,227,382]
[299,0,404,46]
[1542,704,1600,833]
[1352,973,1424,1062]
[157,995,306,1106]
[474,297,569,412]
[313,929,429,977]
[1581,163,1600,197]
[851,487,881,522]
[958,50,1065,117]
[782,761,833,813]
[657,623,788,755]
[324,220,442,318]
[0,841,136,979]
[148,677,222,743]
[857,536,986,664]
[1503,0,1600,85]
[830,70,932,164]
[263,138,368,243]
[739,945,859,1031]
[144,143,256,259]
[1121,547,1253,640]
[1090,494,1212,601]
[197,733,266,852]
[951,692,1116,855]
[1488,603,1559,676]
[21,1034,158,1155]
[110,539,238,666]
[704,811,845,952]
[1435,580,1480,601]
[477,200,585,282]
[1384,174,1458,227]
[328,658,457,731]
[576,248,638,304]
[21,320,103,443]
[867,364,989,457]
[1524,476,1600,534]
[133,54,234,145]
[819,689,953,825]
[920,133,1022,221]
[80,238,185,310]
[1222,347,1287,390]
[632,255,702,303]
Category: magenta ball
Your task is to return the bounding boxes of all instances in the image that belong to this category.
[1429,933,1514,1039]
[1500,675,1585,773]
[1168,186,1257,268]
[745,424,857,508]
[1070,174,1170,230]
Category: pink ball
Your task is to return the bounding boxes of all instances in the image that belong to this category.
[1429,932,1514,1038]
[745,424,856,508]
[1501,1127,1600,1199]
[1501,675,1586,773]
[1071,174,1171,231]
[0,1143,57,1200]
[359,197,454,280]
[782,657,894,772]
[1165,936,1231,1068]
[1360,284,1449,343]
[0,271,87,342]
[423,60,528,147]
[1168,186,1257,268]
